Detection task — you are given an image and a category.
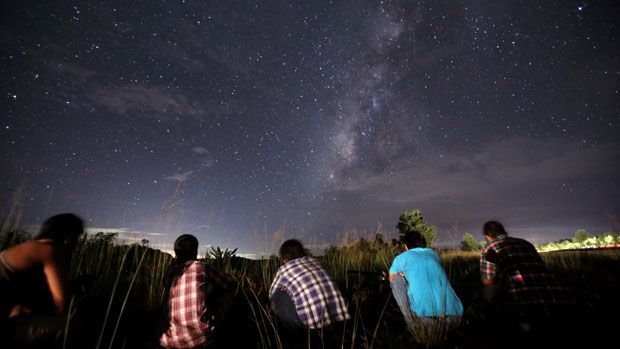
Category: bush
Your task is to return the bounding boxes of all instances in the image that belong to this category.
[395,209,437,247]
[460,233,478,251]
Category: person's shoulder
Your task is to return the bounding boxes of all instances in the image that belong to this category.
[179,259,204,273]
[415,248,440,261]
[487,237,507,248]
[408,247,432,256]
[30,240,63,258]
[502,236,533,247]
[509,237,538,251]
[509,236,531,244]
[12,240,63,266]
[291,255,314,264]
[285,256,318,272]
[395,249,420,262]
[483,239,502,256]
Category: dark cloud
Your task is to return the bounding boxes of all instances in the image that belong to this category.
[88,85,205,117]
[313,137,620,243]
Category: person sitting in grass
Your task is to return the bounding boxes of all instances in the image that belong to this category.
[269,239,350,333]
[0,213,85,347]
[479,221,573,337]
[389,230,463,330]
[159,234,236,349]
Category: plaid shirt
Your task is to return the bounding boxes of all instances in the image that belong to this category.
[480,236,572,318]
[160,260,235,349]
[269,256,350,329]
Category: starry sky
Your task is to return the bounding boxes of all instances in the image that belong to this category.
[1,1,618,254]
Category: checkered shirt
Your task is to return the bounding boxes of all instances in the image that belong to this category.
[269,256,350,329]
[480,236,572,318]
[160,260,235,349]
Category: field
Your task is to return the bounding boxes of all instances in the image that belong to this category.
[6,234,620,348]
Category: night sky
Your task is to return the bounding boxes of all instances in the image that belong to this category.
[1,1,618,254]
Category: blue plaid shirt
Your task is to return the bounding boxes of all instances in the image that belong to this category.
[269,256,350,329]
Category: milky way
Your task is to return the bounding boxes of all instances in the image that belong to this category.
[1,1,618,253]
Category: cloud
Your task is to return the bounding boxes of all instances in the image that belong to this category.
[200,160,215,168]
[50,62,98,80]
[88,85,205,117]
[315,137,620,242]
[164,171,194,183]
[191,147,216,168]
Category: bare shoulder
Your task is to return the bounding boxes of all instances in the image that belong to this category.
[3,240,63,270]
[34,240,66,263]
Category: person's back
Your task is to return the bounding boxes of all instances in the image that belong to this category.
[269,239,349,332]
[0,213,85,348]
[270,255,349,329]
[0,240,63,318]
[160,235,235,349]
[482,236,572,318]
[160,260,212,348]
[390,248,463,317]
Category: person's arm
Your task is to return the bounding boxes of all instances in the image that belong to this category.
[268,269,284,299]
[388,272,404,282]
[42,245,71,314]
[479,249,497,286]
[481,278,494,286]
[388,255,403,282]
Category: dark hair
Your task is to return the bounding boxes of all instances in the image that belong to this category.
[174,234,199,261]
[279,239,306,261]
[401,231,426,249]
[483,221,508,239]
[36,213,84,242]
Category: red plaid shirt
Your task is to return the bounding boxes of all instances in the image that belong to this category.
[160,260,235,349]
[480,236,572,318]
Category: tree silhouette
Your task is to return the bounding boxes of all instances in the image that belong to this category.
[460,233,478,251]
[395,209,437,247]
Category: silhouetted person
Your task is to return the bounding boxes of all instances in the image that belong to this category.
[159,234,236,348]
[389,231,463,331]
[0,213,85,348]
[480,220,573,345]
[269,239,349,337]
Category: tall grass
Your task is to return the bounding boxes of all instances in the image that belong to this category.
[66,236,174,347]
[2,221,618,348]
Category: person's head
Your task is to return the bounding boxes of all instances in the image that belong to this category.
[37,213,85,249]
[174,234,199,262]
[401,231,426,250]
[279,239,306,263]
[482,221,508,242]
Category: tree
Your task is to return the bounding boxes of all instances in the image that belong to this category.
[92,232,118,244]
[208,246,238,269]
[599,231,618,246]
[572,229,591,243]
[460,233,478,251]
[396,209,437,247]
